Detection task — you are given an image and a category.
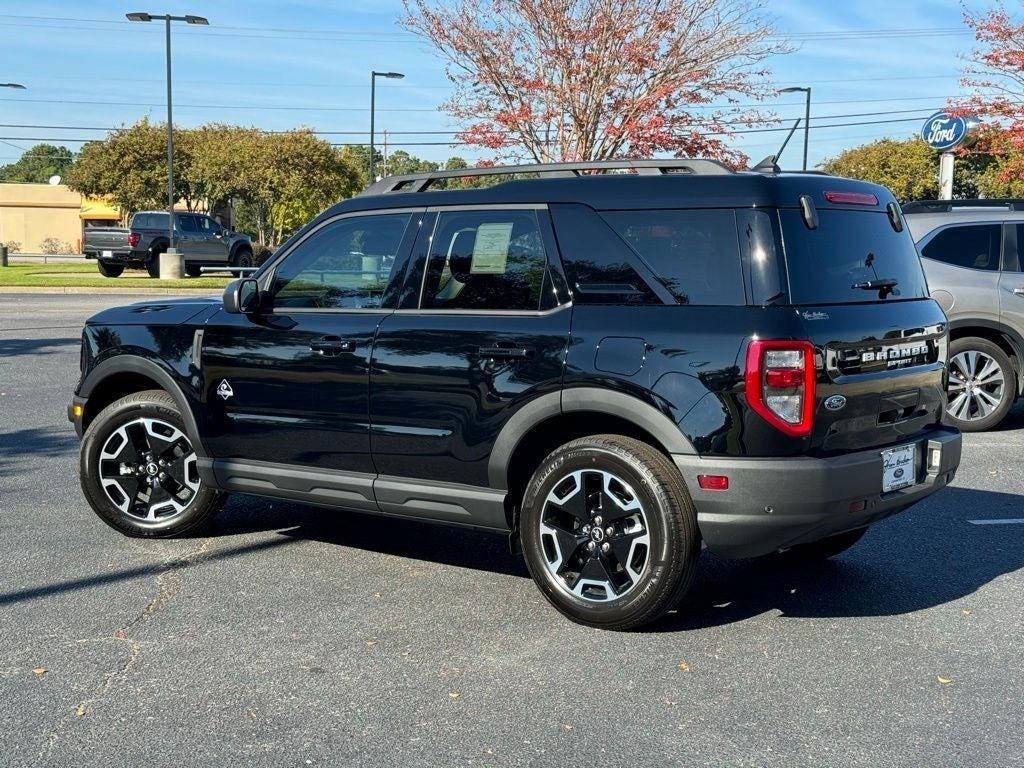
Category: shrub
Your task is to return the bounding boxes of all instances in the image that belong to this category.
[1,240,21,253]
[40,237,73,255]
[252,244,274,266]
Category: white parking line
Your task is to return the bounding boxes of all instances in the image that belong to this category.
[967,519,1024,525]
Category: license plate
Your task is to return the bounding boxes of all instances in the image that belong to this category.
[881,443,916,492]
[101,250,113,258]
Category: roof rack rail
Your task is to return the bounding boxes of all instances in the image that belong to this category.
[360,158,734,195]
[902,198,1024,214]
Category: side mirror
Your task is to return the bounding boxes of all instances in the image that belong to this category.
[223,277,261,314]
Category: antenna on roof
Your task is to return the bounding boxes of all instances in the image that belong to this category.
[752,118,802,174]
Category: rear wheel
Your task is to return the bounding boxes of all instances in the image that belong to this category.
[185,264,204,278]
[79,390,223,537]
[146,255,161,278]
[520,435,700,630]
[945,337,1016,432]
[96,262,124,278]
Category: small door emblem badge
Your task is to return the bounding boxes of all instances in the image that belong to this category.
[217,379,234,401]
[824,394,847,411]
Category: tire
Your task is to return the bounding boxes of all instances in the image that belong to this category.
[782,527,867,561]
[146,256,161,278]
[185,264,204,278]
[96,262,124,278]
[79,390,223,538]
[231,247,254,269]
[945,337,1017,432]
[520,435,700,630]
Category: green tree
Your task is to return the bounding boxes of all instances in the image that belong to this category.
[824,139,940,201]
[0,144,74,183]
[823,138,992,202]
[64,118,203,216]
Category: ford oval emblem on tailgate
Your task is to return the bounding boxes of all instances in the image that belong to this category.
[824,395,847,411]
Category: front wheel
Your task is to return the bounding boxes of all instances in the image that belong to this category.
[185,264,204,278]
[945,337,1017,432]
[230,248,254,269]
[520,435,700,630]
[96,262,124,278]
[79,390,223,537]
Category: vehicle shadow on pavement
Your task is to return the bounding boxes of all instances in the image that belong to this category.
[0,336,78,357]
[0,426,78,480]
[650,486,1024,632]
[211,496,530,578]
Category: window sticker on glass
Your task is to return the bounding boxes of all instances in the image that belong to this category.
[470,222,513,274]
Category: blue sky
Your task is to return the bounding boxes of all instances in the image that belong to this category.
[0,0,998,170]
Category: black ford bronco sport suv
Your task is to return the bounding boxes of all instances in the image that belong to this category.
[71,160,962,630]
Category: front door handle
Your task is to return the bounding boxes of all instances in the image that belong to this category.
[310,336,355,356]
[478,345,535,360]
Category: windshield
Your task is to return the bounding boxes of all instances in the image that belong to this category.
[780,209,929,305]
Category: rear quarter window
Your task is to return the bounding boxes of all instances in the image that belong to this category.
[600,209,745,306]
[780,209,930,304]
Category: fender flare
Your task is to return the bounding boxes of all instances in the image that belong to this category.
[487,387,697,489]
[229,241,253,260]
[79,356,208,458]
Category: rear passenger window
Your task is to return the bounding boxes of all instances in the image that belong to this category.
[921,224,1001,270]
[601,209,745,305]
[421,210,549,311]
[549,204,660,304]
[179,215,199,233]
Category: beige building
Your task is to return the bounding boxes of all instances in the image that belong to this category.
[0,183,120,253]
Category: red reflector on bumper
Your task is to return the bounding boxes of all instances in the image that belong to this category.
[849,500,867,512]
[698,474,729,491]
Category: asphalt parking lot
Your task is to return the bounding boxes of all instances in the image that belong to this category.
[1,292,1022,767]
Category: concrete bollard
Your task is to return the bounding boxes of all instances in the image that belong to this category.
[0,245,7,268]
[159,248,183,280]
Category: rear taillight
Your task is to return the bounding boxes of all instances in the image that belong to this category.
[128,232,140,247]
[745,340,816,437]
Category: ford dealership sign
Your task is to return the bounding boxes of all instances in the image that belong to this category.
[921,111,978,151]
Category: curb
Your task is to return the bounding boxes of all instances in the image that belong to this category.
[0,286,219,296]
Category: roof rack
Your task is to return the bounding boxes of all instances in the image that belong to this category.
[902,198,1024,214]
[360,158,734,195]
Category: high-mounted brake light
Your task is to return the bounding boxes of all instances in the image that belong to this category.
[128,232,140,247]
[745,339,816,438]
[824,190,878,206]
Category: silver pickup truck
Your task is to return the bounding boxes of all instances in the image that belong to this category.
[83,211,253,278]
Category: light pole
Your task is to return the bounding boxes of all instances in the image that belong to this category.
[127,12,208,276]
[780,86,811,171]
[0,83,26,89]
[369,71,404,183]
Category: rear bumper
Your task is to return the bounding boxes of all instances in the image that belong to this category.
[83,249,143,263]
[673,428,961,559]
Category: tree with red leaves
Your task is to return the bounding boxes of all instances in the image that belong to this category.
[403,0,788,167]
[952,3,1024,195]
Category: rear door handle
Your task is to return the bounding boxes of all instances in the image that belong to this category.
[478,345,535,360]
[310,336,355,356]
[1013,287,1024,296]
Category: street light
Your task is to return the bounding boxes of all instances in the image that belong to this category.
[0,83,26,89]
[780,86,811,171]
[127,11,209,275]
[369,71,404,183]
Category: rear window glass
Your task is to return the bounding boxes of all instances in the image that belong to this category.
[780,210,929,304]
[600,209,745,305]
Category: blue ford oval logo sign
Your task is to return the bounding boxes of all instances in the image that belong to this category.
[824,395,847,411]
[921,112,972,151]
